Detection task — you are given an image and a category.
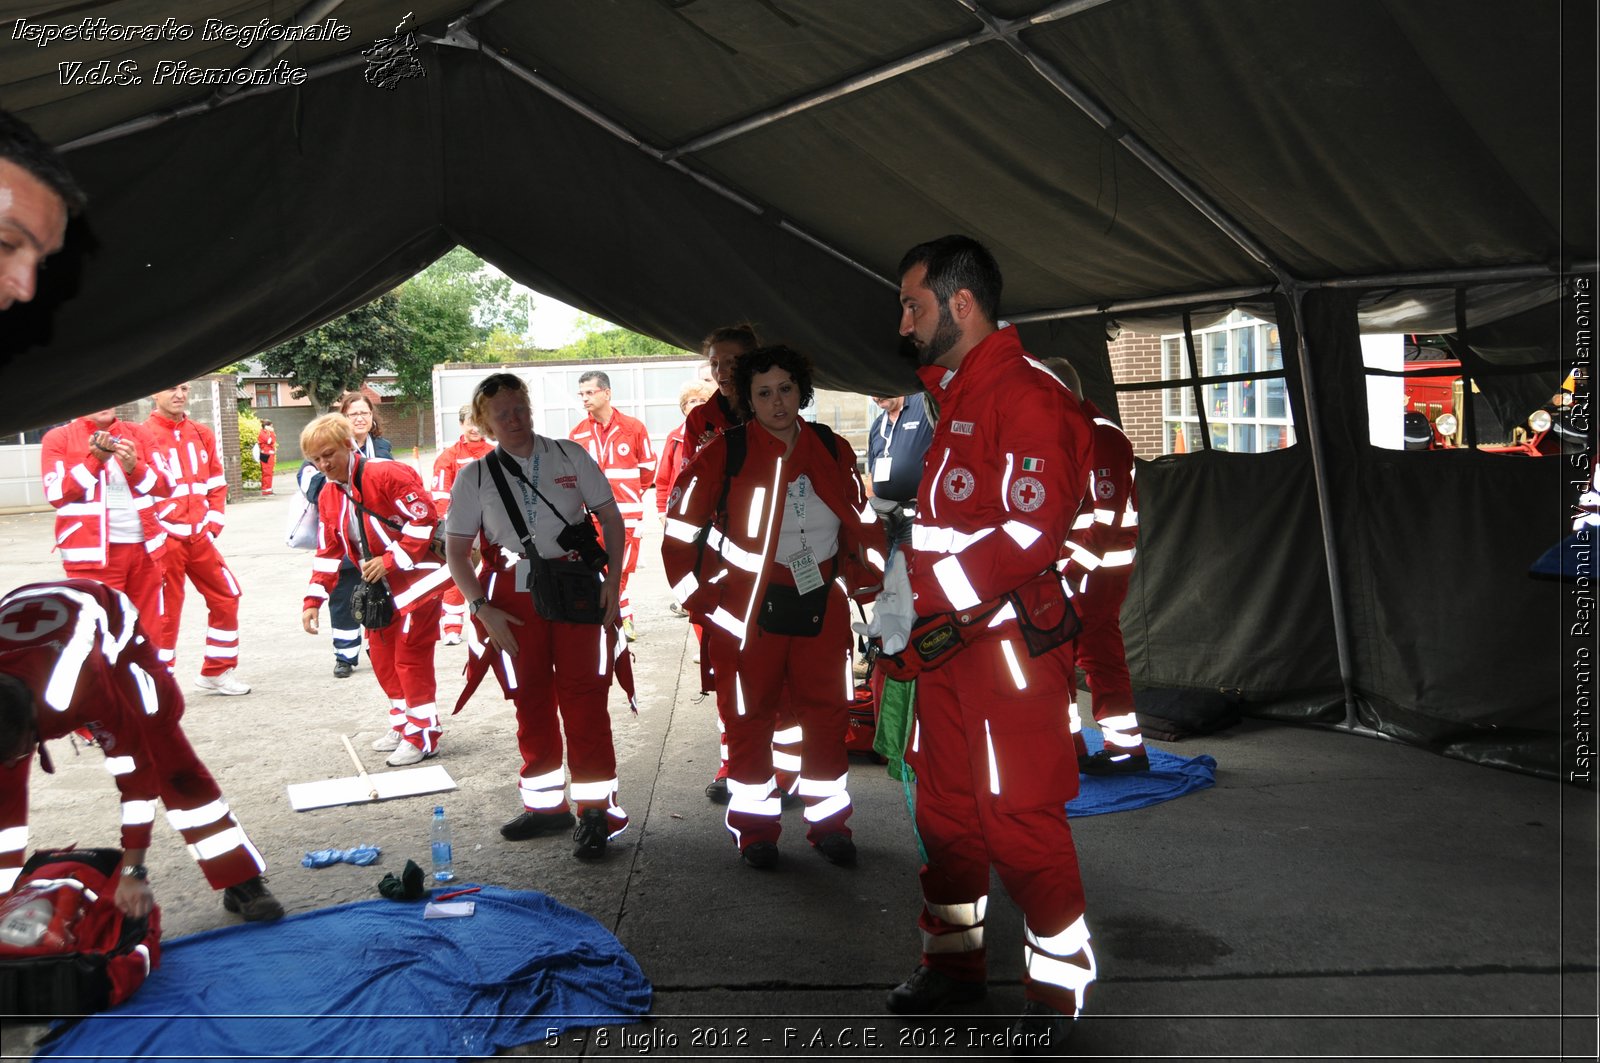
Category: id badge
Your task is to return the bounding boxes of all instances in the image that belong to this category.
[787,548,825,594]
[874,456,893,482]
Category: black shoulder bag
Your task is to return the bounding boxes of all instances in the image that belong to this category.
[484,445,607,625]
[334,476,396,630]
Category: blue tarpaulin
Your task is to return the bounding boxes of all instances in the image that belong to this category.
[39,886,652,1062]
[1068,729,1218,817]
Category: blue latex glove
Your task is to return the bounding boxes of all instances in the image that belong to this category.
[302,845,382,869]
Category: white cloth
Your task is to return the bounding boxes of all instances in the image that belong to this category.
[852,551,914,655]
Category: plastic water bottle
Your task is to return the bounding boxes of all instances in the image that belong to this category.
[430,806,455,882]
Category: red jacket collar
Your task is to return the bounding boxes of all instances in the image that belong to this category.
[146,412,188,433]
[914,325,1022,402]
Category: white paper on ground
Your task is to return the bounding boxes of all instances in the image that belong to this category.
[423,901,476,919]
[286,765,457,811]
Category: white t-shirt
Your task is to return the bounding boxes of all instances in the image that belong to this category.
[102,461,144,543]
[775,473,840,566]
[447,436,615,560]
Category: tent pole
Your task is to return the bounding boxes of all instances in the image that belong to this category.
[1280,276,1361,730]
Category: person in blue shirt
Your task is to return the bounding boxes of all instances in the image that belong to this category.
[864,392,934,559]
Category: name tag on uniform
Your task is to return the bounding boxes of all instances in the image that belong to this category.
[873,456,893,482]
[787,548,825,594]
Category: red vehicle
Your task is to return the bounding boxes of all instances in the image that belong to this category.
[1402,338,1583,456]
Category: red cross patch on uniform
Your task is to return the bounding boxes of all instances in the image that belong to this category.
[401,492,430,520]
[942,467,976,501]
[1010,476,1046,512]
[617,442,631,456]
[0,597,69,641]
[1096,479,1116,500]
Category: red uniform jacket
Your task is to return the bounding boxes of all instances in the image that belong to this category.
[257,427,277,458]
[145,412,228,542]
[662,420,883,643]
[40,416,167,569]
[303,455,451,616]
[909,327,1092,620]
[0,580,180,888]
[1062,398,1138,592]
[654,423,688,518]
[569,410,657,531]
[682,392,741,463]
[431,435,494,516]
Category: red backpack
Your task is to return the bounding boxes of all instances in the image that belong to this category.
[0,848,162,1016]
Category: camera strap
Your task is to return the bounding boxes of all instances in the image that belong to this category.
[484,449,540,560]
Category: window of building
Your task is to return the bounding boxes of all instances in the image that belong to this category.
[254,383,278,408]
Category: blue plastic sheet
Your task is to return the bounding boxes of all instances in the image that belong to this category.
[40,886,652,1062]
[1068,729,1217,817]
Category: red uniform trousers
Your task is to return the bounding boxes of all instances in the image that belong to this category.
[475,587,628,836]
[440,583,468,638]
[616,530,641,621]
[259,455,275,494]
[1068,569,1143,758]
[67,543,164,634]
[367,596,443,753]
[156,535,241,677]
[708,581,854,851]
[907,635,1095,1018]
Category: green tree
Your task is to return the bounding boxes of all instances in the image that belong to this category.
[555,314,688,360]
[257,294,407,408]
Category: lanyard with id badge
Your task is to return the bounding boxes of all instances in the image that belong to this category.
[757,474,834,637]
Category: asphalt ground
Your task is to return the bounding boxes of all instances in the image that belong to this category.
[0,469,1595,1061]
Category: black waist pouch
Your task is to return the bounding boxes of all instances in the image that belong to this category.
[757,581,830,637]
[351,578,396,630]
[1007,568,1081,657]
[529,556,605,625]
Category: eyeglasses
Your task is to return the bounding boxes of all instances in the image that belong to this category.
[347,412,372,419]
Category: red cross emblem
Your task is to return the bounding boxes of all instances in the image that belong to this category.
[0,598,68,641]
[1010,476,1046,512]
[942,466,976,502]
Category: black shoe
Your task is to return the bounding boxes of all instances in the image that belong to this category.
[221,876,285,922]
[705,776,730,804]
[333,659,354,679]
[500,809,575,841]
[1079,749,1150,775]
[885,965,986,1014]
[1010,999,1076,1054]
[814,832,856,866]
[740,840,779,869]
[779,788,802,810]
[572,808,610,860]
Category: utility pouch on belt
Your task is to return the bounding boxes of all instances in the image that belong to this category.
[350,577,397,630]
[757,581,830,637]
[528,556,606,625]
[876,568,1077,680]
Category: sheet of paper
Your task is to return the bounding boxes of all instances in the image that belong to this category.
[423,901,476,919]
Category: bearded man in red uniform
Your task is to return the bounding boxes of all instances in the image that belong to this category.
[431,405,494,645]
[871,235,1097,1048]
[146,383,249,695]
[569,371,656,641]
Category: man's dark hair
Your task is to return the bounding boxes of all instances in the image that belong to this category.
[0,672,37,762]
[701,324,761,357]
[0,110,86,216]
[897,235,1003,324]
[734,344,815,412]
[578,370,611,390]
[260,419,273,428]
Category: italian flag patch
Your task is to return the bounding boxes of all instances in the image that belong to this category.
[1021,457,1044,472]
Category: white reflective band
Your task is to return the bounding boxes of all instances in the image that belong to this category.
[160,521,195,536]
[1065,541,1101,570]
[121,800,157,826]
[0,826,27,852]
[726,777,782,817]
[932,555,981,610]
[1124,504,1139,527]
[1000,638,1028,691]
[803,792,851,822]
[746,485,766,538]
[866,548,886,571]
[205,627,239,642]
[1024,946,1097,1012]
[134,943,151,975]
[1101,549,1135,567]
[521,767,566,791]
[1028,915,1092,955]
[156,648,176,662]
[1002,520,1042,549]
[1101,714,1144,747]
[206,510,226,526]
[329,625,361,640]
[104,756,136,776]
[520,790,567,811]
[797,771,849,797]
[987,602,1018,628]
[1071,511,1094,530]
[670,573,700,603]
[675,474,698,513]
[1000,452,1014,511]
[708,607,745,640]
[773,750,803,772]
[167,482,193,498]
[205,477,228,493]
[926,897,988,925]
[59,546,105,562]
[207,646,240,659]
[189,826,250,861]
[772,725,803,745]
[1068,702,1082,732]
[570,778,618,802]
[392,566,453,609]
[166,799,229,831]
[663,518,700,543]
[71,464,96,490]
[984,719,1001,795]
[0,867,21,892]
[311,555,343,573]
[305,584,330,601]
[1093,507,1115,525]
[56,501,101,517]
[912,523,993,555]
[402,523,432,539]
[388,540,417,571]
[133,468,158,493]
[595,625,608,677]
[501,649,518,689]
[407,702,441,726]
[921,927,984,953]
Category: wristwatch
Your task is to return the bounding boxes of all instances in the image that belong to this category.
[123,864,148,881]
[468,596,488,615]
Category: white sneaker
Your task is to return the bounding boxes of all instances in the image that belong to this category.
[195,669,250,696]
[441,632,462,646]
[371,730,402,752]
[385,741,429,767]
